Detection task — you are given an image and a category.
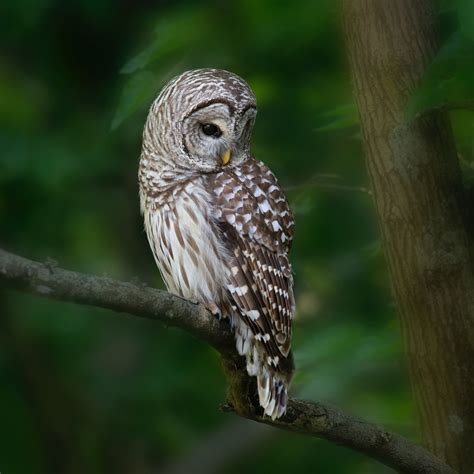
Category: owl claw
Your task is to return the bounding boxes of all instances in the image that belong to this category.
[205,303,222,319]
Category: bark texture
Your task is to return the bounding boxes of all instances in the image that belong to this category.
[343,1,474,471]
[0,247,454,474]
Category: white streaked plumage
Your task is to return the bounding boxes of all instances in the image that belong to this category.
[139,68,295,419]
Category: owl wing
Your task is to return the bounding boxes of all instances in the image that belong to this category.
[210,157,295,366]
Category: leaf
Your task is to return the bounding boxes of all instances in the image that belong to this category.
[120,8,209,75]
[112,59,192,130]
[458,0,474,40]
[315,103,358,132]
[111,70,159,130]
[112,7,214,129]
[406,31,474,119]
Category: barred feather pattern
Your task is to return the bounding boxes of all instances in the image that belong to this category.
[139,69,295,419]
[211,158,295,418]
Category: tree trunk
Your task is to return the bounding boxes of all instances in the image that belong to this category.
[343,1,474,471]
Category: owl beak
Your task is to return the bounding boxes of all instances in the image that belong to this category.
[221,149,232,166]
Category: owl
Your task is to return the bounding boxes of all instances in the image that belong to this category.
[139,69,295,419]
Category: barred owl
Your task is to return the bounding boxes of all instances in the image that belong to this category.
[139,69,295,419]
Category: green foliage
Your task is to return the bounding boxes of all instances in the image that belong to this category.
[112,71,160,130]
[112,6,215,129]
[406,32,474,119]
[4,0,470,472]
[315,103,359,132]
[406,2,474,118]
[458,0,474,40]
[120,7,209,75]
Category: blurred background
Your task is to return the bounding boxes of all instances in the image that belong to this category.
[1,1,471,473]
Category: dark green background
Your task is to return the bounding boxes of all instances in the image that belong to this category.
[1,1,472,472]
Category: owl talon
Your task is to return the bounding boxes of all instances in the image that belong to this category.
[205,303,222,319]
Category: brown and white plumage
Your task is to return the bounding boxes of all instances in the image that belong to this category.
[139,69,295,419]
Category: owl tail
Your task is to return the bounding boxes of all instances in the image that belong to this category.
[238,333,292,420]
[256,365,289,420]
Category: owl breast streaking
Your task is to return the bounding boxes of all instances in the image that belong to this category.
[139,69,295,419]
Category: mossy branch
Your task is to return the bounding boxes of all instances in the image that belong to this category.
[0,248,454,474]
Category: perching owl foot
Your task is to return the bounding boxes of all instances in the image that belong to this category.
[204,303,222,319]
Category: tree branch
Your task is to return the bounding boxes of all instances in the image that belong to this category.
[0,248,454,474]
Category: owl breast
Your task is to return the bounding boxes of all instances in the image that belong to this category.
[143,178,229,307]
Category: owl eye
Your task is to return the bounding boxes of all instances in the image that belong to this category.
[201,123,222,138]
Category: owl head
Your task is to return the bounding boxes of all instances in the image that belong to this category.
[143,69,257,173]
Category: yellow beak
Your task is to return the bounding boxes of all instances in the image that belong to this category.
[221,149,232,166]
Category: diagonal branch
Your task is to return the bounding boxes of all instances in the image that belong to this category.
[0,248,454,474]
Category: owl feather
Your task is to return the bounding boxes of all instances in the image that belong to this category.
[139,68,295,419]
